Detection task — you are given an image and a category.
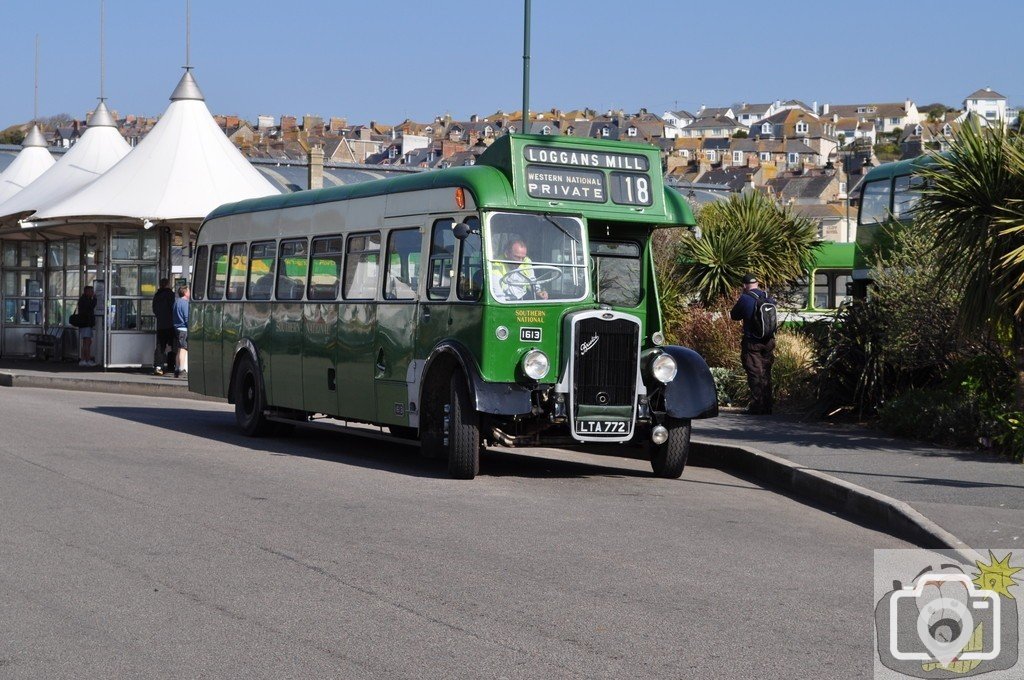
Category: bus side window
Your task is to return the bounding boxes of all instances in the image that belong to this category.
[456,217,482,301]
[344,232,381,300]
[192,245,208,300]
[227,242,248,301]
[384,229,421,301]
[813,272,830,310]
[277,239,309,301]
[859,179,891,225]
[427,219,456,301]
[247,241,277,301]
[892,175,924,220]
[308,236,343,300]
[208,244,228,301]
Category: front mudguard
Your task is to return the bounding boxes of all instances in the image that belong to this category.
[421,341,535,416]
[652,345,718,419]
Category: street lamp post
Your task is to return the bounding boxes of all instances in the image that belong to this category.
[522,0,531,134]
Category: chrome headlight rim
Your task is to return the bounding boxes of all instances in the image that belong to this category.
[521,349,550,381]
[651,352,678,384]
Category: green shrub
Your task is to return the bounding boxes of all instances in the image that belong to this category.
[710,367,748,406]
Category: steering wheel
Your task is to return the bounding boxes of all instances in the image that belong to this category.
[499,265,563,289]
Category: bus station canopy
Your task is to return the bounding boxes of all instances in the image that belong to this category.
[0,126,55,206]
[0,101,130,226]
[29,70,279,228]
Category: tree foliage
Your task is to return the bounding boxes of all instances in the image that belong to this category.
[914,121,1024,409]
[675,191,820,304]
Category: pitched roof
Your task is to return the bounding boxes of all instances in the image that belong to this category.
[696,106,732,119]
[828,102,911,119]
[683,115,741,130]
[765,174,837,200]
[737,103,772,115]
[965,87,1006,101]
[0,126,55,205]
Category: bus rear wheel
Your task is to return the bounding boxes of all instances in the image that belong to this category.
[650,417,691,479]
[233,355,276,437]
[446,372,480,480]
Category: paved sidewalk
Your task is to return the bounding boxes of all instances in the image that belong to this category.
[0,358,199,399]
[692,412,1024,550]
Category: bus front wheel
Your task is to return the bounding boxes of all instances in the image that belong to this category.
[446,372,480,480]
[233,355,276,437]
[650,417,691,479]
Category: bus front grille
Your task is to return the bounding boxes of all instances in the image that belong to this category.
[572,317,639,408]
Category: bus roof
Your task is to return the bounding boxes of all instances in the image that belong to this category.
[207,134,695,227]
[861,153,942,183]
[810,241,856,270]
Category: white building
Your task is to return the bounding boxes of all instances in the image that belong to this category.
[963,87,1012,124]
[662,110,695,139]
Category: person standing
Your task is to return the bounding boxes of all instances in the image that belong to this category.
[152,278,176,375]
[172,285,190,379]
[730,274,777,415]
[77,286,98,367]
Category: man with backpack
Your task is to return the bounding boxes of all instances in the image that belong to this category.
[730,274,778,415]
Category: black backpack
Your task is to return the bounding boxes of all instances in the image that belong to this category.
[745,290,778,339]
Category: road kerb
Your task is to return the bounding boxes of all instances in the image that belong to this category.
[0,371,218,401]
[691,438,983,563]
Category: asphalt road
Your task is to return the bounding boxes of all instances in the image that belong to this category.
[0,387,908,679]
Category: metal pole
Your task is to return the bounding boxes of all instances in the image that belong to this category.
[100,0,105,100]
[521,0,530,134]
[34,34,39,121]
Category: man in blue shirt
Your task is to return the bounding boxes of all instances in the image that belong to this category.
[730,274,776,415]
[172,285,190,379]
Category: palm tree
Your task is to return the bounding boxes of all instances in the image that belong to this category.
[675,191,820,304]
[915,120,1024,408]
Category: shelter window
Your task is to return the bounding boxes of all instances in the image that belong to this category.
[427,219,456,301]
[192,246,209,300]
[457,217,483,301]
[308,236,343,301]
[109,229,159,331]
[384,229,421,301]
[227,243,248,301]
[207,244,229,301]
[344,232,381,300]
[246,241,277,300]
[276,239,309,301]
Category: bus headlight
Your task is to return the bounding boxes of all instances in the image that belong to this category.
[650,353,677,384]
[521,349,550,380]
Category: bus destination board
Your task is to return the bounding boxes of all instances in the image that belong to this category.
[522,145,652,206]
[525,166,606,202]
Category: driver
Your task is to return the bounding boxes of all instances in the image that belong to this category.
[490,238,549,301]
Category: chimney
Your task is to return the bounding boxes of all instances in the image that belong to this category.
[812,101,818,115]
[308,144,325,190]
[822,103,829,116]
[904,97,912,112]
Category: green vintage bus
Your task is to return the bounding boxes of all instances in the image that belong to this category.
[189,134,718,479]
[852,155,933,296]
[778,241,856,323]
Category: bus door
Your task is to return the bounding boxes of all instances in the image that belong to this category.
[302,235,344,416]
[205,244,229,395]
[336,231,381,423]
[374,225,423,426]
[415,218,461,402]
[270,238,310,410]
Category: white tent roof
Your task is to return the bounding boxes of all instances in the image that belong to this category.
[0,126,56,205]
[0,101,130,224]
[33,71,279,226]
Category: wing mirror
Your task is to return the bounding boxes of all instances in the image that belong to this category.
[452,222,474,240]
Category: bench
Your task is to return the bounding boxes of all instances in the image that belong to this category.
[26,327,66,361]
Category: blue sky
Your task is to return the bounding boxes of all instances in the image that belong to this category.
[2,0,1021,126]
